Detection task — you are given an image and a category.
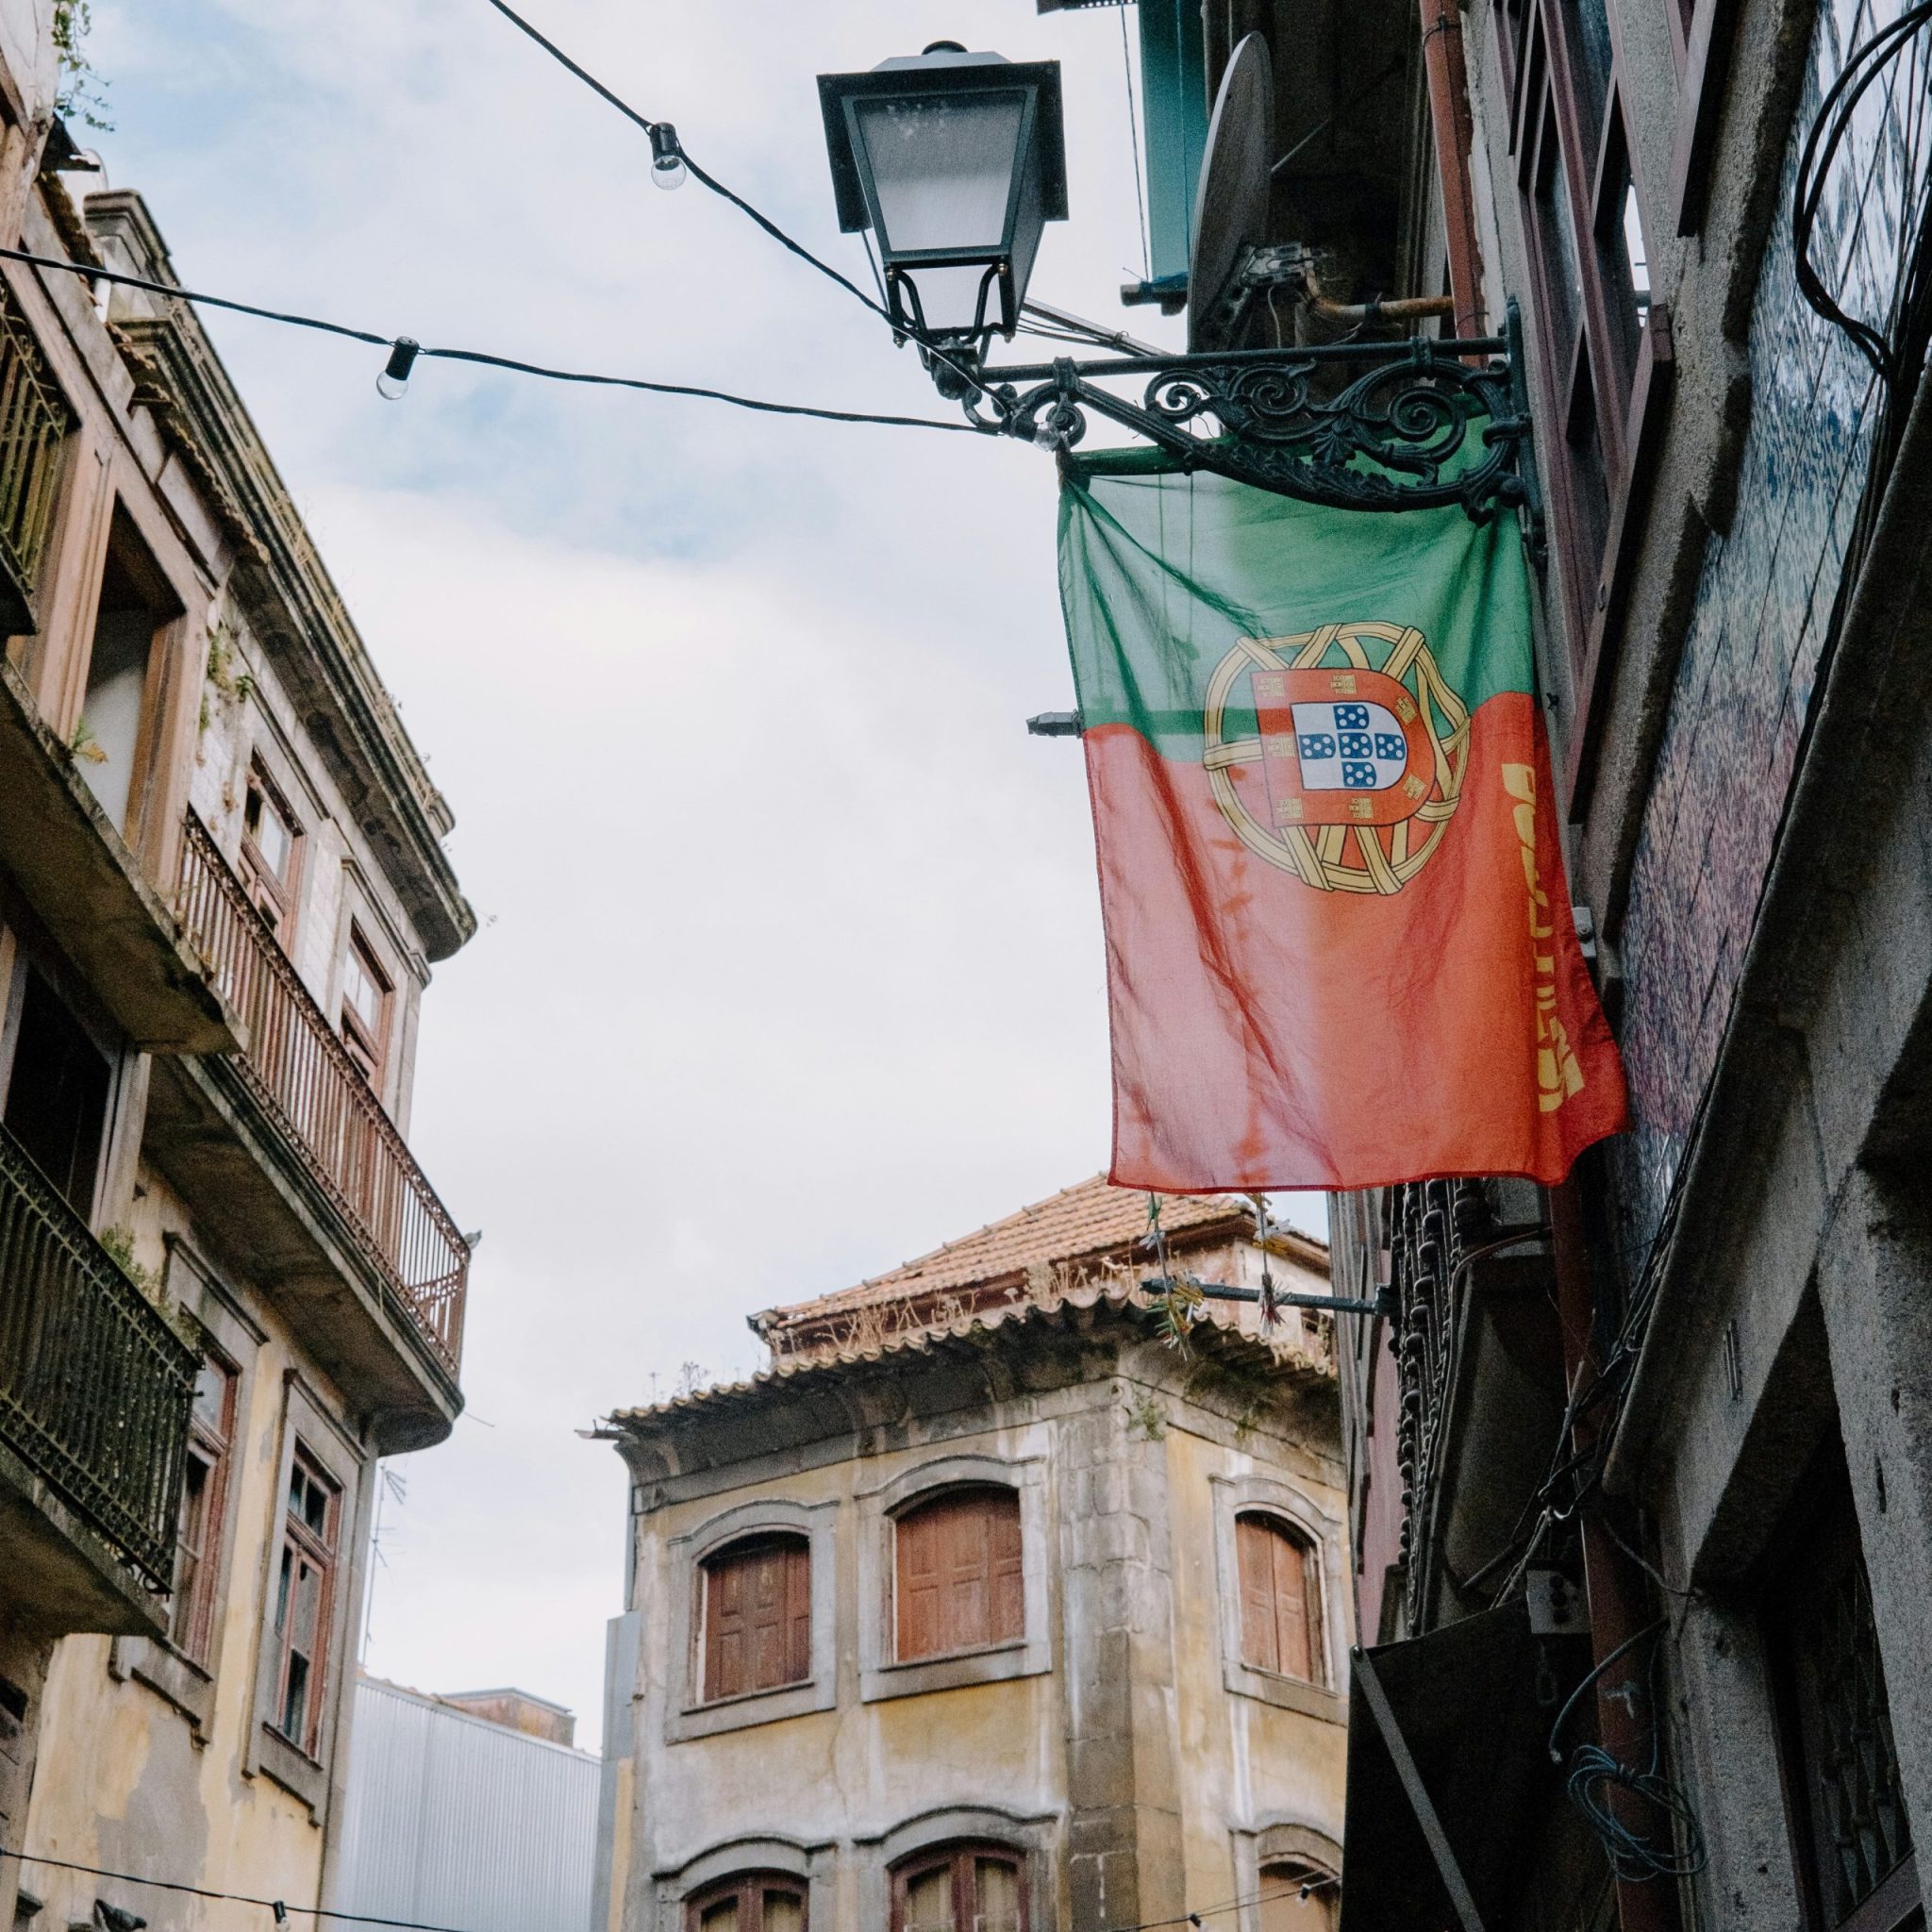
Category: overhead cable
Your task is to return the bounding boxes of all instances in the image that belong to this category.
[0,243,978,434]
[475,0,1002,414]
[0,1843,481,1932]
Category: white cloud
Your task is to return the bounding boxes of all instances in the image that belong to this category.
[92,0,1324,1744]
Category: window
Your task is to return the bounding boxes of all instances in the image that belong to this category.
[239,764,300,935]
[891,1847,1023,1932]
[338,926,391,1088]
[685,1874,807,1932]
[1237,1513,1324,1684]
[170,1352,237,1666]
[1508,0,1662,741]
[1258,1863,1338,1932]
[1768,1452,1920,1932]
[270,1448,340,1758]
[2,966,110,1214]
[701,1534,810,1704]
[893,1487,1023,1663]
[74,510,178,837]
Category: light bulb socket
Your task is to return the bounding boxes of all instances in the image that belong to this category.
[649,122,687,189]
[377,337,420,400]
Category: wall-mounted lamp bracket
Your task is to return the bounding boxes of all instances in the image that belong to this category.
[960,298,1541,529]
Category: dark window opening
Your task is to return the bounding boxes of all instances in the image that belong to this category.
[1767,1444,1920,1932]
[2,967,109,1214]
[270,1448,339,1758]
[75,512,177,836]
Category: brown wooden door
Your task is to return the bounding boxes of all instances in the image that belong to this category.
[895,1489,1024,1661]
[703,1537,810,1702]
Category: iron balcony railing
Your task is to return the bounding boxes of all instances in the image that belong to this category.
[175,813,469,1377]
[0,280,75,629]
[0,1120,197,1593]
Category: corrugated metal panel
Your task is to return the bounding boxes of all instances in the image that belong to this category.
[334,1676,600,1932]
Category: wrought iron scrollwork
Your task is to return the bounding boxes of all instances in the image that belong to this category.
[963,299,1540,525]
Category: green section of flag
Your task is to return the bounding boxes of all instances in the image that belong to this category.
[1058,454,1537,758]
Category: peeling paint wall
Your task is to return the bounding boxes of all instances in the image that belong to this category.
[602,1318,1347,1932]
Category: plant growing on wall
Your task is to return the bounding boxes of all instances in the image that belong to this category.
[53,0,110,131]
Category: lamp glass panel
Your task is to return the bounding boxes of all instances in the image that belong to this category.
[894,262,1000,335]
[854,92,1025,256]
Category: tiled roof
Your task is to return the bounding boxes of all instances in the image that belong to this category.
[752,1174,1270,1342]
[609,1275,1331,1435]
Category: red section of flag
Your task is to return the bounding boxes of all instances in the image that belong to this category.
[1084,692,1627,1191]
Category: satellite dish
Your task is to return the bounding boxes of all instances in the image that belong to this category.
[1187,33,1274,351]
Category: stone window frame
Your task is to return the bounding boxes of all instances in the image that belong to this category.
[108,1240,263,1740]
[652,1834,835,1932]
[857,1454,1051,1704]
[664,1496,838,1743]
[1228,1821,1342,1932]
[244,1371,366,1819]
[1209,1474,1348,1723]
[857,1805,1058,1932]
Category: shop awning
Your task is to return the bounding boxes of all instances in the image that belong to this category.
[1339,1599,1581,1932]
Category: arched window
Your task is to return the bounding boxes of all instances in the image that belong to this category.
[891,1845,1024,1932]
[893,1487,1023,1662]
[1235,1512,1324,1684]
[685,1873,807,1932]
[1257,1861,1338,1932]
[700,1533,810,1703]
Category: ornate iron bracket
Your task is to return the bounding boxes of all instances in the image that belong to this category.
[959,297,1541,526]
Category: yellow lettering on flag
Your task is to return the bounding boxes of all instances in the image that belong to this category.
[1504,762,1586,1111]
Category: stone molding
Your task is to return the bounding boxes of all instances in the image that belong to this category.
[855,1451,1052,1703]
[661,1495,839,1743]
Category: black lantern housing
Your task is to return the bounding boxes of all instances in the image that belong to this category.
[818,43,1068,347]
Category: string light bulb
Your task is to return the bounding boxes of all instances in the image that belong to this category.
[376,337,420,401]
[649,123,688,191]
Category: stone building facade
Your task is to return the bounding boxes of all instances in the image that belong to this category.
[1092,0,1932,1921]
[0,5,475,1924]
[593,1178,1344,1932]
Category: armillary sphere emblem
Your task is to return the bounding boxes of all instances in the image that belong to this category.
[1202,621,1470,893]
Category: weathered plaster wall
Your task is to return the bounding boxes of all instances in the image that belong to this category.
[609,1322,1345,1932]
[23,1164,375,1932]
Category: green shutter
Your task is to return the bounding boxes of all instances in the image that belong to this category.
[1138,0,1209,282]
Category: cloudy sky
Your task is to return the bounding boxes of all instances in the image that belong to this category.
[88,0,1321,1747]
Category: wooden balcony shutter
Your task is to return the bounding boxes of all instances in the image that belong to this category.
[895,1488,1024,1662]
[1237,1514,1321,1683]
[703,1536,810,1703]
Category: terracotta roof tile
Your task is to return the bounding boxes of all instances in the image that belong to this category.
[754,1174,1257,1338]
[610,1276,1332,1432]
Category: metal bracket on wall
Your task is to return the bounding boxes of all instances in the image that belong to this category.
[1141,1272,1396,1318]
[958,297,1543,529]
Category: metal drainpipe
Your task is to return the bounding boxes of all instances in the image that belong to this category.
[1550,1181,1680,1932]
[1418,0,1488,340]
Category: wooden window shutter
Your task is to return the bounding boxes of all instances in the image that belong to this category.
[704,1537,811,1702]
[896,1489,1024,1661]
[1237,1514,1321,1683]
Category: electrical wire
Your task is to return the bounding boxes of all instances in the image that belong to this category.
[475,0,1005,418]
[0,243,979,435]
[0,1843,480,1932]
[2,1840,1337,1932]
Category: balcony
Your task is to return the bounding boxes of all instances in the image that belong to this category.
[0,278,74,632]
[1387,1178,1561,1635]
[0,1119,196,1633]
[175,813,467,1366]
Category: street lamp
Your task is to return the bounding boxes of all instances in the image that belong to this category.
[817,42,1067,364]
[816,42,1531,524]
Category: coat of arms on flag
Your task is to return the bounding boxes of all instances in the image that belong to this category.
[1057,452,1627,1192]
[1205,624,1467,893]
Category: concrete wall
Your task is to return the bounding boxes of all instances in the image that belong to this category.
[603,1312,1346,1932]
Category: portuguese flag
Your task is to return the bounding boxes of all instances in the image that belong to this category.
[1058,451,1626,1191]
